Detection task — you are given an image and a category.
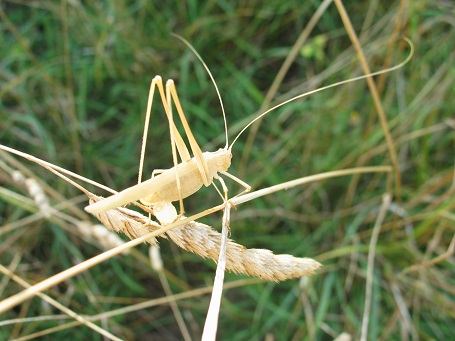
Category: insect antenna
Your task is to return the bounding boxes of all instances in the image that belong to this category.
[171,33,229,150]
[228,39,414,152]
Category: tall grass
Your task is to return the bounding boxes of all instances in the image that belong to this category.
[1,1,454,339]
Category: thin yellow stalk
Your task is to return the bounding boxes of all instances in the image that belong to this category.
[334,0,402,200]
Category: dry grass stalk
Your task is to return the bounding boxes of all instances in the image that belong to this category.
[148,245,192,341]
[0,264,122,341]
[202,201,231,340]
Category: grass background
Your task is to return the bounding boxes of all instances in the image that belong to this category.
[1,0,454,340]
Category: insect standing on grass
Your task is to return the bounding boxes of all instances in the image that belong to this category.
[85,34,253,217]
[85,35,412,218]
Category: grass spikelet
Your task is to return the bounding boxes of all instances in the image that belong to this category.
[90,193,321,281]
[7,167,52,218]
[166,218,321,282]
[87,194,160,246]
[76,221,130,254]
[23,178,52,218]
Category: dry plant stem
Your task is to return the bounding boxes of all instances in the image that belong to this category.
[344,120,453,206]
[374,0,408,96]
[0,145,115,194]
[400,233,455,275]
[297,278,316,341]
[230,166,392,206]
[202,202,231,341]
[360,193,392,341]
[240,0,333,171]
[0,264,121,341]
[390,281,418,339]
[334,0,402,200]
[94,279,258,321]
[9,279,258,340]
[149,246,191,341]
[0,150,86,219]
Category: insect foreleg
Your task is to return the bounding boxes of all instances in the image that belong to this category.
[220,171,251,200]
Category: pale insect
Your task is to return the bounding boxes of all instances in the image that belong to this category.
[85,35,249,215]
[85,36,410,216]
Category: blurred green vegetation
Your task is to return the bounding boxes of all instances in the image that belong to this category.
[1,0,454,340]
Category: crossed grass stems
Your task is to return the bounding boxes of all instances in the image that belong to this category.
[0,142,393,328]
